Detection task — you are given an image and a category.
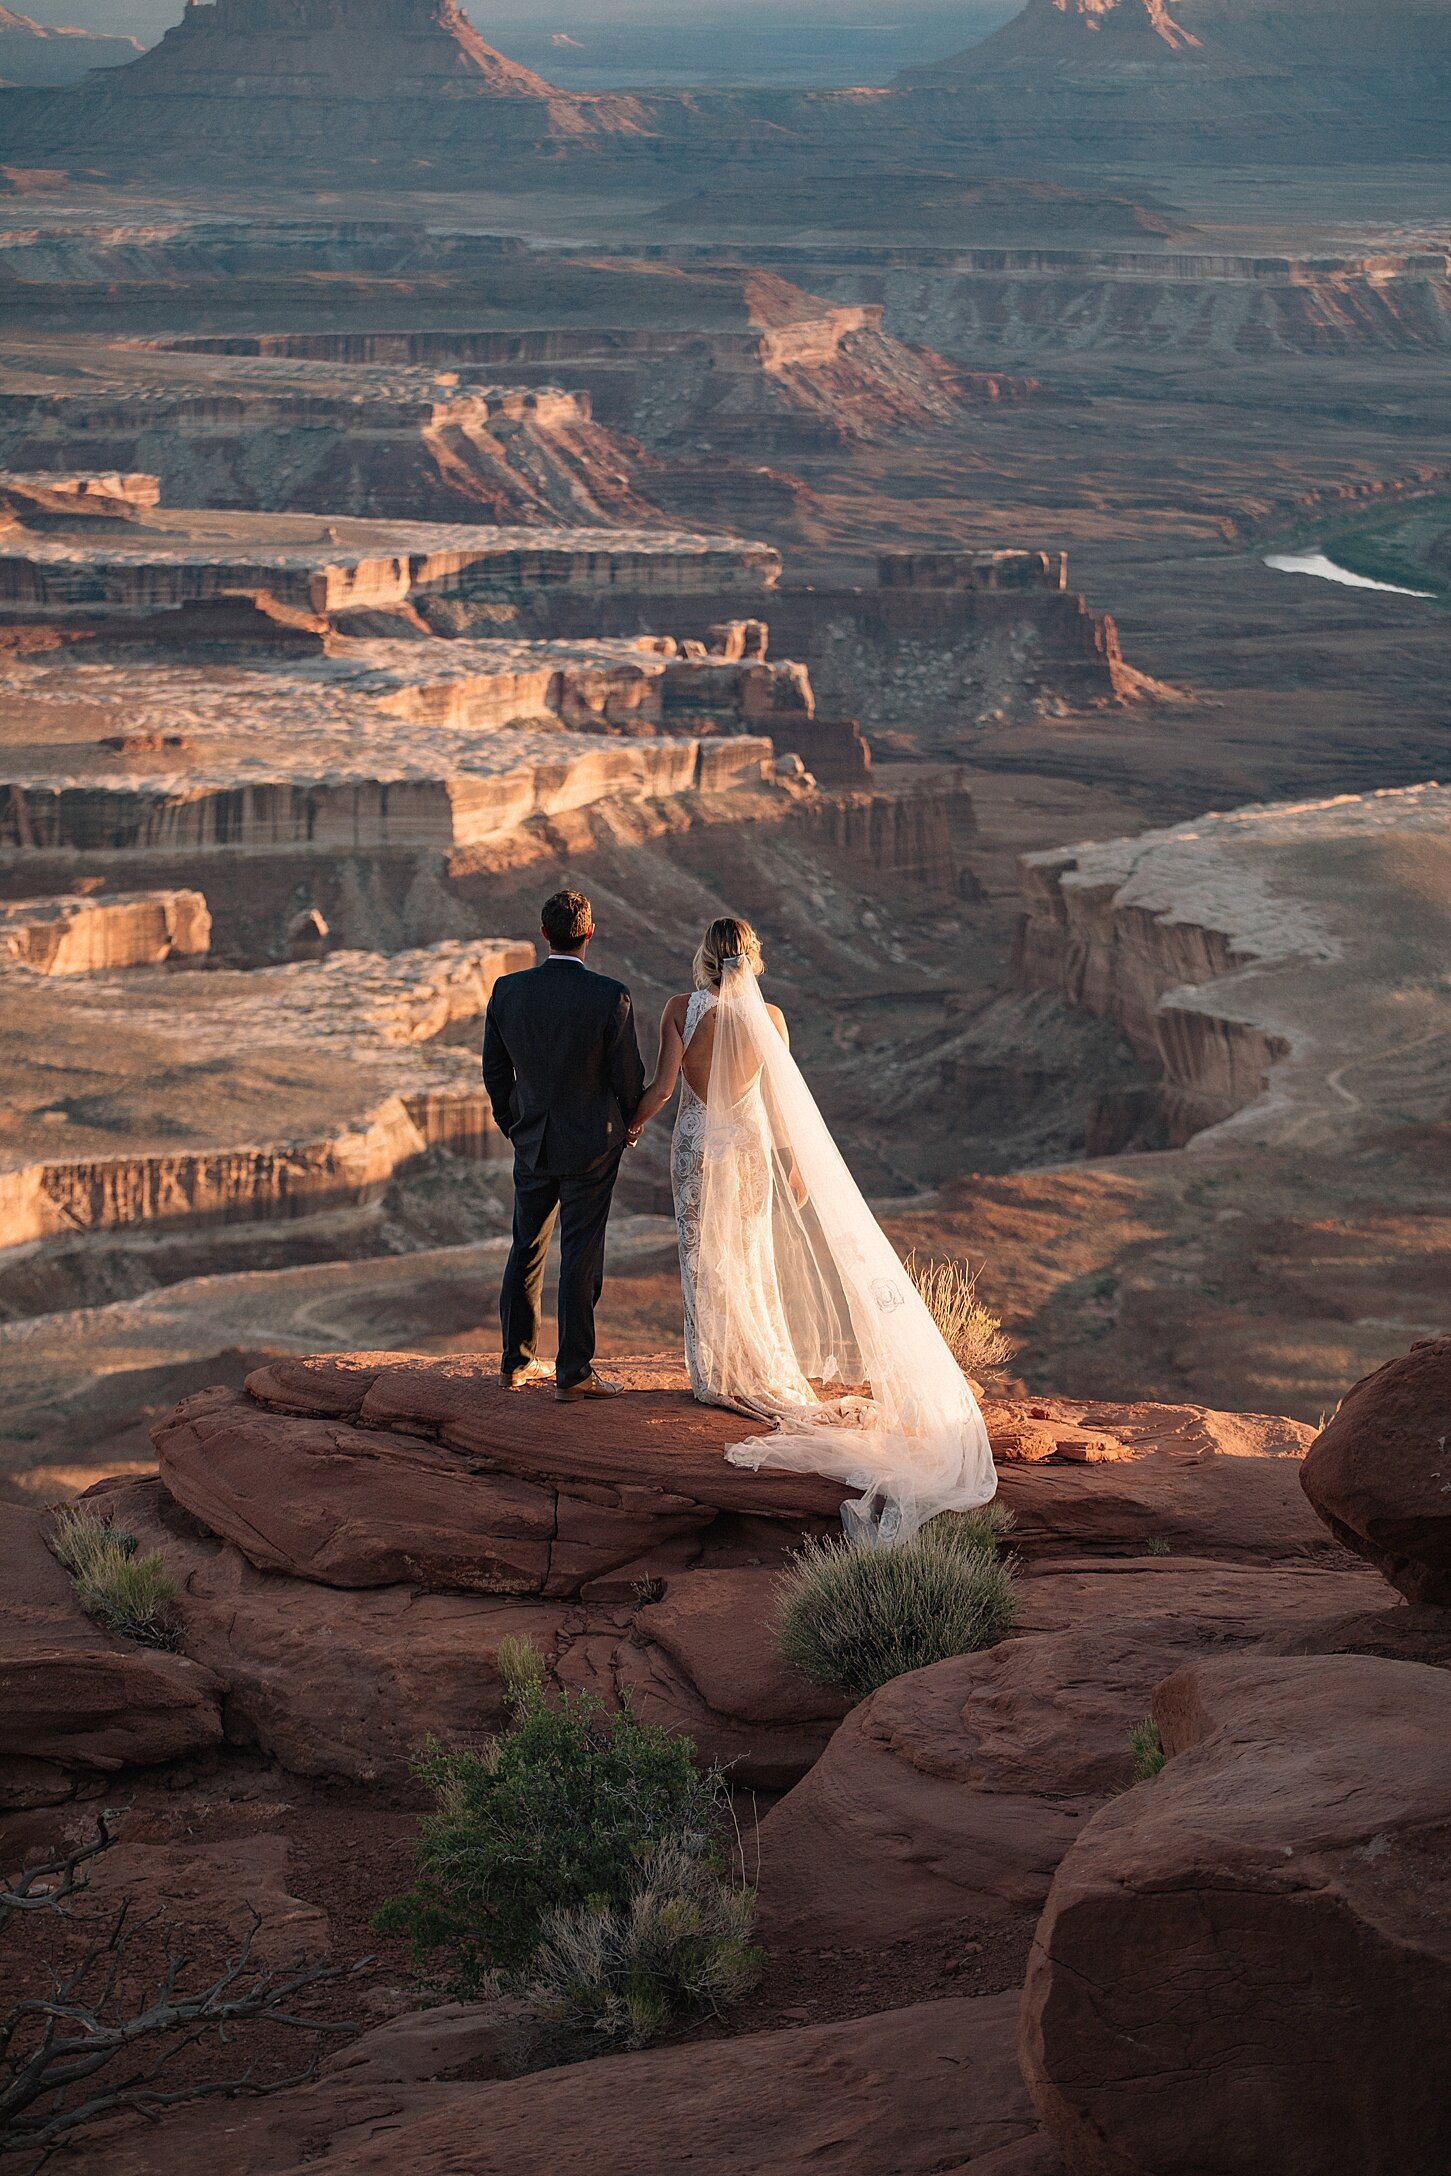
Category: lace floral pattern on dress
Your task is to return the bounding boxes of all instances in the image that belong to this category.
[672,988,816,1415]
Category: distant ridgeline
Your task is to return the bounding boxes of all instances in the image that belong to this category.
[0,0,1447,177]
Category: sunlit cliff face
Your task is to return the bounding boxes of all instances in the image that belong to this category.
[1047,0,1203,47]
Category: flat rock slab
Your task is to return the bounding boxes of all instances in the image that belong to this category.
[994,1405,1332,1565]
[1021,1652,1451,2176]
[88,1481,841,1790]
[0,1502,222,1808]
[1012,1555,1388,1636]
[98,1991,1042,2176]
[84,1830,329,1965]
[153,1356,843,1599]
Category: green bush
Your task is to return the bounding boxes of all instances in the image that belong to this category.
[527,1839,762,2048]
[776,1522,1019,1704]
[376,1656,736,2002]
[1130,1717,1166,1781]
[50,1504,181,1650]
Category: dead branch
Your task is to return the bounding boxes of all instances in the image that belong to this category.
[1,1819,373,2160]
[0,1815,119,1937]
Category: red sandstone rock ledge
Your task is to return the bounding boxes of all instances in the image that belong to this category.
[0,1350,1413,1814]
[152,1352,1344,1604]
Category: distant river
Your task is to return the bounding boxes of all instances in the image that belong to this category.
[1264,550,1436,600]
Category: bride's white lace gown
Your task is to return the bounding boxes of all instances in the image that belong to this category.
[673,988,815,1412]
[670,966,996,1543]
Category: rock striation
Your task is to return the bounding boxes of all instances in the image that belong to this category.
[808,247,1451,362]
[59,1354,856,1793]
[0,887,209,972]
[1021,1650,1451,2176]
[150,1356,839,1597]
[0,367,660,527]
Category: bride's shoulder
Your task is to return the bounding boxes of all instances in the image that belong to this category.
[662,992,693,1028]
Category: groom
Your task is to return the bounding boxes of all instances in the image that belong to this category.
[482,889,645,1401]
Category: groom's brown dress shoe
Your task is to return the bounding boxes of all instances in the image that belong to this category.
[555,1371,622,1402]
[501,1360,551,1391]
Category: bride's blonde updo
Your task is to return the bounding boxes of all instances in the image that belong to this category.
[693,915,764,991]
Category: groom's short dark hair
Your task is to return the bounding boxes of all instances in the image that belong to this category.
[541,889,593,949]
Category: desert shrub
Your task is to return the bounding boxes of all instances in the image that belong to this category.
[527,1838,762,2048]
[906,1253,1013,1381]
[1145,1536,1172,1558]
[50,1504,181,1650]
[1130,1717,1166,1781]
[376,1652,734,2000]
[927,1500,1016,1558]
[776,1524,1019,1704]
[50,1502,130,1583]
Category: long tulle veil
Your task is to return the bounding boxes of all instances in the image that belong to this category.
[694,954,996,1542]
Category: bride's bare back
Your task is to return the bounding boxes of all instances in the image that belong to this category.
[632,990,790,1125]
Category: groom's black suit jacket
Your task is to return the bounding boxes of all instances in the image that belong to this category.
[482,958,645,1177]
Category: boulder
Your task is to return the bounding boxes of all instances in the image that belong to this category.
[1300,1336,1451,1603]
[616,1567,851,1791]
[153,1386,709,1599]
[1020,1653,1451,2176]
[0,1503,222,1808]
[756,1621,1208,1944]
[99,1991,1045,2176]
[322,2001,546,2088]
[87,1481,840,1790]
[153,1358,841,1599]
[753,1556,1384,1948]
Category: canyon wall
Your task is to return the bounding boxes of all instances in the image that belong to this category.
[0,888,210,973]
[1016,840,1296,1145]
[807,250,1451,360]
[0,737,774,855]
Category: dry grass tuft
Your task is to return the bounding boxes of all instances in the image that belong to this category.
[906,1253,1013,1381]
[50,1503,181,1650]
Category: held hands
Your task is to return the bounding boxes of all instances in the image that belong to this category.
[625,1120,645,1149]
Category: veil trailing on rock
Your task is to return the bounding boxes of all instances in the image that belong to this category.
[694,954,996,1543]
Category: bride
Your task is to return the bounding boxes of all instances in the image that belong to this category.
[626,915,996,1543]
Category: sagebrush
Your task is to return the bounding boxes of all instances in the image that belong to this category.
[528,1838,762,2048]
[905,1253,1013,1381]
[376,1648,749,2025]
[50,1503,181,1650]
[776,1520,1019,1704]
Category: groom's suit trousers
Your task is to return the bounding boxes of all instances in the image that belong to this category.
[499,1149,623,1387]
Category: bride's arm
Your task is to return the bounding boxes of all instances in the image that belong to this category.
[626,996,687,1142]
